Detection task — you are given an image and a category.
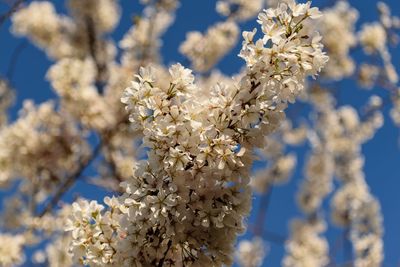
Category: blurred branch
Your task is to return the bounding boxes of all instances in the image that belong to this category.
[137,1,159,67]
[264,230,286,245]
[0,0,25,27]
[254,185,274,236]
[6,40,27,81]
[29,175,38,215]
[248,183,287,245]
[343,228,353,266]
[38,140,103,217]
[103,150,124,184]
[157,239,172,267]
[328,229,346,267]
[37,0,156,219]
[323,0,340,8]
[85,16,107,94]
[38,114,130,217]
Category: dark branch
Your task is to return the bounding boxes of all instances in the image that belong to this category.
[6,40,27,81]
[254,184,274,236]
[38,140,103,217]
[158,240,172,267]
[264,230,286,245]
[104,152,124,184]
[38,114,130,217]
[85,16,107,94]
[0,0,25,27]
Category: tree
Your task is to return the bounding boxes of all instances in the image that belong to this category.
[0,0,398,266]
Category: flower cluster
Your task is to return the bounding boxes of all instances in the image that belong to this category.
[239,0,328,103]
[120,4,177,69]
[236,237,267,267]
[358,63,381,89]
[0,234,25,267]
[0,101,88,188]
[250,122,303,193]
[67,1,327,265]
[11,1,72,58]
[284,86,386,267]
[297,148,334,214]
[66,198,121,265]
[216,0,263,21]
[47,58,116,131]
[359,23,387,55]
[358,3,399,85]
[4,0,398,266]
[180,21,239,73]
[11,0,120,60]
[329,104,384,267]
[140,0,179,11]
[26,204,75,266]
[67,0,120,34]
[316,1,359,80]
[283,219,329,267]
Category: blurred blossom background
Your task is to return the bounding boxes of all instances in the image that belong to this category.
[1,0,400,266]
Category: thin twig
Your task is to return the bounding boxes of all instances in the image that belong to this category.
[38,112,130,217]
[343,228,353,266]
[254,184,274,236]
[29,175,38,215]
[6,40,27,81]
[0,0,25,27]
[104,151,124,183]
[328,229,346,267]
[85,16,107,94]
[264,230,286,244]
[158,240,172,267]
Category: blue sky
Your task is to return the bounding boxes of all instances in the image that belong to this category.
[1,0,400,266]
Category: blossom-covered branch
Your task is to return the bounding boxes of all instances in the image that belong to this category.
[0,0,399,266]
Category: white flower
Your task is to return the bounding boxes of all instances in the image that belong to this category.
[169,63,195,93]
[288,0,310,17]
[167,147,191,170]
[243,29,257,43]
[261,22,286,44]
[137,66,156,84]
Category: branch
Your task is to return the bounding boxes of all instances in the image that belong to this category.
[104,151,124,183]
[264,230,286,245]
[343,228,353,265]
[101,116,131,184]
[85,16,107,93]
[254,184,274,236]
[29,175,38,215]
[248,183,287,245]
[38,140,103,217]
[157,240,172,267]
[6,40,27,81]
[328,229,346,267]
[0,0,25,27]
[38,114,130,217]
